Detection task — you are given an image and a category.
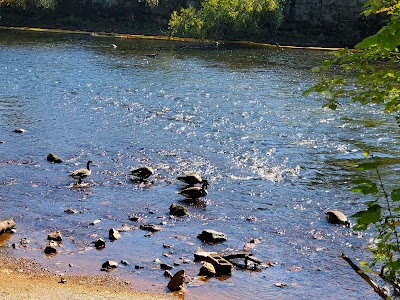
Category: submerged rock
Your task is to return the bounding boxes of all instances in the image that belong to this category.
[169,204,188,217]
[197,229,227,243]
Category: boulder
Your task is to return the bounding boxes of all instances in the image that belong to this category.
[199,262,216,277]
[47,153,63,163]
[44,241,58,255]
[167,270,185,292]
[93,238,106,249]
[139,224,162,232]
[169,204,188,217]
[197,229,227,243]
[101,260,118,270]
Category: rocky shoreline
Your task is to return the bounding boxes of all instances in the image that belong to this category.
[0,250,173,300]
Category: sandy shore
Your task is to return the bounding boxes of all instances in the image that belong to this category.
[0,251,174,300]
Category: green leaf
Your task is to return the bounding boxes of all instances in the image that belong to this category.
[352,204,381,225]
[351,179,378,194]
[391,188,400,201]
[357,161,380,171]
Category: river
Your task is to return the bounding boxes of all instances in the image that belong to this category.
[1,28,397,299]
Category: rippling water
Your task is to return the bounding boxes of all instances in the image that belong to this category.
[1,29,398,299]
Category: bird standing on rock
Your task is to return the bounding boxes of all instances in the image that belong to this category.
[130,166,154,182]
[179,180,209,200]
[69,160,93,184]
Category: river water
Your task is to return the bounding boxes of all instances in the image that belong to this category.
[1,29,398,299]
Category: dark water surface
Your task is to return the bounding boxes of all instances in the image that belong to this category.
[1,29,398,299]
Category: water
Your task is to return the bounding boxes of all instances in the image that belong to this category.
[1,29,398,299]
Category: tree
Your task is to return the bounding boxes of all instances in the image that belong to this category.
[305,1,400,298]
[168,0,285,40]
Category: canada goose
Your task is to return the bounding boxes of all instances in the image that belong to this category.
[69,160,92,184]
[130,166,153,181]
[177,173,203,186]
[326,210,350,227]
[179,180,209,200]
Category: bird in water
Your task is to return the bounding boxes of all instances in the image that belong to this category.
[326,209,350,227]
[69,160,93,184]
[177,173,203,186]
[179,180,209,200]
[130,166,154,182]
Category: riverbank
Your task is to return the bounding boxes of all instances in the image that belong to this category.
[0,251,173,300]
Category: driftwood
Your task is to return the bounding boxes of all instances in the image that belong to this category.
[0,219,15,235]
[340,253,390,299]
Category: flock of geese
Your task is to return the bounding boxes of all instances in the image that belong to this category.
[69,160,209,200]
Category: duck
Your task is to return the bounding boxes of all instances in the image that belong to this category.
[179,180,209,200]
[177,173,203,186]
[69,160,92,184]
[130,166,153,181]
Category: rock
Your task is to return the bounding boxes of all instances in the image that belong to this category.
[90,219,102,225]
[139,224,162,232]
[160,263,174,270]
[199,262,216,277]
[134,265,144,269]
[64,208,77,214]
[47,231,62,242]
[169,204,188,217]
[163,243,174,248]
[101,260,118,270]
[128,214,142,222]
[93,238,106,249]
[167,270,185,292]
[197,229,227,243]
[47,153,63,163]
[13,128,26,133]
[44,241,58,255]
[164,270,173,278]
[109,228,121,241]
[120,260,129,265]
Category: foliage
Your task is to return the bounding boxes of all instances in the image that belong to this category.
[305,0,400,297]
[304,1,400,114]
[0,0,57,9]
[168,0,285,40]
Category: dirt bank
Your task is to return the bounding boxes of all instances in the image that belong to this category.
[0,251,173,300]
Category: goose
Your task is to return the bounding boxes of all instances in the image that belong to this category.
[177,173,203,186]
[179,180,209,200]
[69,160,92,184]
[130,166,153,181]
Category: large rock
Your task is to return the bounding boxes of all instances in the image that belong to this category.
[109,228,121,241]
[44,241,58,255]
[199,262,216,277]
[197,229,227,243]
[139,224,162,232]
[47,153,63,163]
[101,260,118,271]
[47,231,62,242]
[169,204,188,217]
[167,270,185,292]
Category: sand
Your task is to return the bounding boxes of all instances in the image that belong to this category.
[0,252,174,300]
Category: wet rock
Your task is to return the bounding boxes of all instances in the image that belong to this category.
[91,219,102,225]
[64,208,77,214]
[169,204,188,217]
[128,214,142,222]
[139,224,162,232]
[47,153,63,163]
[167,270,186,292]
[109,228,121,241]
[164,270,173,278]
[20,238,30,247]
[163,243,174,249]
[101,260,118,271]
[134,265,144,269]
[199,262,216,277]
[160,263,174,270]
[47,231,62,242]
[197,229,227,243]
[93,238,106,249]
[44,241,58,255]
[13,128,26,133]
[120,260,129,265]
